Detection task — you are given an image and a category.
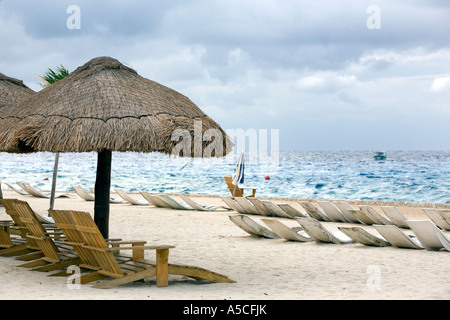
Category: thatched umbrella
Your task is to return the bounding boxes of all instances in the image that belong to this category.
[0,57,232,237]
[0,73,36,204]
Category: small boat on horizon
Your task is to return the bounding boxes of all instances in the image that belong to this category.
[373,151,387,161]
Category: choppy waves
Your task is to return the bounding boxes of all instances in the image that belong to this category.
[0,150,449,204]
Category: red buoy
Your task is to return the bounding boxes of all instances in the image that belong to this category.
[265,175,270,180]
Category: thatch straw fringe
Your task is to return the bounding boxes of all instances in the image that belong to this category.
[0,57,232,157]
[0,72,35,114]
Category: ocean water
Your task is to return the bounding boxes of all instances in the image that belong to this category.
[0,150,449,204]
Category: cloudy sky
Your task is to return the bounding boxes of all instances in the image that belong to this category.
[1,0,449,151]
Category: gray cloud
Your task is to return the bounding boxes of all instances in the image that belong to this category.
[0,0,449,150]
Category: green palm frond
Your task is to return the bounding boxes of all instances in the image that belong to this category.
[37,65,69,88]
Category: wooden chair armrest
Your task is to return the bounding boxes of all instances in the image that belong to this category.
[107,240,147,246]
[85,244,175,261]
[106,245,175,251]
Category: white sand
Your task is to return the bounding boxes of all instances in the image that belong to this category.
[0,190,449,300]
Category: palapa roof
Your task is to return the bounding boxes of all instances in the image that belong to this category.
[0,72,35,114]
[0,57,232,156]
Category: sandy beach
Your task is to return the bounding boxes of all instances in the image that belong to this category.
[0,189,449,300]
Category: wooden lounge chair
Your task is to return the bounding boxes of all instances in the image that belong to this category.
[11,199,81,272]
[224,176,256,197]
[338,226,391,247]
[261,219,312,242]
[63,210,235,288]
[178,194,231,212]
[295,217,354,244]
[0,199,52,259]
[333,202,361,223]
[406,220,447,251]
[18,182,69,199]
[228,214,280,239]
[317,201,348,222]
[0,221,15,249]
[373,225,423,249]
[298,201,330,221]
[422,208,450,231]
[49,210,154,279]
[114,189,149,205]
[380,206,409,229]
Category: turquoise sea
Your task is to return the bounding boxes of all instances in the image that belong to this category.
[0,150,449,204]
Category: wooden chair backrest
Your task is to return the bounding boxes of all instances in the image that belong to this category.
[1,199,39,248]
[224,177,243,197]
[13,200,60,262]
[69,210,124,278]
[50,210,99,269]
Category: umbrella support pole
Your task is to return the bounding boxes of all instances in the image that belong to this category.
[94,149,112,238]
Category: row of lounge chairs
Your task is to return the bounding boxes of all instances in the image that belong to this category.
[223,196,450,231]
[5,182,70,199]
[5,182,231,212]
[229,214,450,252]
[0,198,235,288]
[72,186,231,212]
[7,182,449,232]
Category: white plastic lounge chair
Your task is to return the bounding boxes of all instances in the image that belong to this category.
[380,206,409,229]
[139,191,171,208]
[277,203,308,218]
[73,186,123,203]
[298,201,330,221]
[347,209,378,225]
[262,201,291,218]
[114,189,149,205]
[5,183,28,196]
[19,182,69,199]
[158,194,193,210]
[35,210,55,224]
[406,220,447,251]
[422,208,450,231]
[333,202,361,223]
[359,206,393,225]
[72,186,95,201]
[439,209,450,225]
[234,197,260,215]
[221,197,247,213]
[373,225,423,249]
[435,226,450,252]
[246,198,272,216]
[178,194,230,211]
[228,215,280,239]
[338,226,391,247]
[317,201,348,222]
[295,217,354,244]
[89,187,123,204]
[262,219,312,242]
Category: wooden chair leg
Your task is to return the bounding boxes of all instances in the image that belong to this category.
[156,248,169,287]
